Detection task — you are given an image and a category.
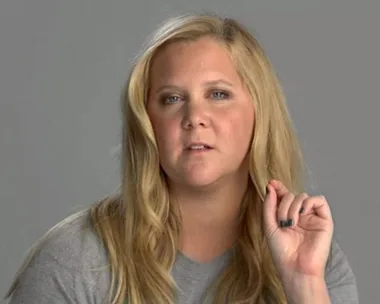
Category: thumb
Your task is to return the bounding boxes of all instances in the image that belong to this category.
[263,184,279,235]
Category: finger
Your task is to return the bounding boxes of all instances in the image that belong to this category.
[287,192,309,226]
[269,179,290,198]
[276,192,295,227]
[262,184,279,232]
[302,195,332,220]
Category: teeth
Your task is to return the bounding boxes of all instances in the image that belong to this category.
[190,145,206,150]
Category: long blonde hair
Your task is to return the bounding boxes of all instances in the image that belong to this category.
[6,13,307,304]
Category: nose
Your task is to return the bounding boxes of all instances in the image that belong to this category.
[181,101,210,130]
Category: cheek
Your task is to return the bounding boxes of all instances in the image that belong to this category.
[151,117,180,152]
[224,108,254,135]
[221,110,254,152]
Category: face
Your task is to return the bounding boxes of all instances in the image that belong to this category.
[146,37,255,189]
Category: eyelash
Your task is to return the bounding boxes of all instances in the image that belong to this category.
[160,90,231,104]
[211,91,229,100]
[162,95,181,104]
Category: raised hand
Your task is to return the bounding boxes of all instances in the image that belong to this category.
[263,179,334,282]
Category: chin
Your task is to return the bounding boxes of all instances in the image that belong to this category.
[179,170,222,189]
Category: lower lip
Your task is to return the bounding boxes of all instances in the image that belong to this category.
[185,148,213,153]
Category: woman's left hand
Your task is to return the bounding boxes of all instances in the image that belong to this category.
[263,179,334,281]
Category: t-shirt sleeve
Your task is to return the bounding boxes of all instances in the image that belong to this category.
[8,213,111,304]
[325,238,359,304]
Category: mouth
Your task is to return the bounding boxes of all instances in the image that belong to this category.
[185,143,214,151]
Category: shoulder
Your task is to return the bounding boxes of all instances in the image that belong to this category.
[325,237,358,304]
[37,210,109,270]
[8,210,111,304]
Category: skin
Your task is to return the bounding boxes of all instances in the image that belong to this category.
[147,37,333,303]
[147,38,254,191]
[265,180,333,303]
[147,37,254,261]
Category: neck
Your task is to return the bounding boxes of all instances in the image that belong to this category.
[170,173,249,262]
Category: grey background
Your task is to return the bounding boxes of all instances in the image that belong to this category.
[0,0,378,302]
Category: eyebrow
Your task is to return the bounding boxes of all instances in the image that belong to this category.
[203,79,234,87]
[153,79,234,95]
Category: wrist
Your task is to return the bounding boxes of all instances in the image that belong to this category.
[282,275,330,304]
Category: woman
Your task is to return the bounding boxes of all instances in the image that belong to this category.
[5,13,358,304]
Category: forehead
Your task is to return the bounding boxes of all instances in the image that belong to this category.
[149,37,241,85]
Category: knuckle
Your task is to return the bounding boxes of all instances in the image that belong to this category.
[303,196,313,205]
[314,195,326,202]
[304,195,326,205]
[299,192,309,198]
[286,192,295,199]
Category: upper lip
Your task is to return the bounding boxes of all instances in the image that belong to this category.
[185,142,214,149]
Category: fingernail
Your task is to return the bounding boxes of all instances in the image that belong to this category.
[286,219,293,227]
[279,220,286,227]
[299,207,304,214]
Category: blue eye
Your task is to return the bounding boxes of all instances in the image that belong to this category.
[163,95,181,104]
[211,91,229,100]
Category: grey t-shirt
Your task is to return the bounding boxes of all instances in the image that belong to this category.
[8,211,358,304]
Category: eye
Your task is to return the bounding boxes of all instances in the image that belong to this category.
[161,95,182,104]
[210,91,229,100]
